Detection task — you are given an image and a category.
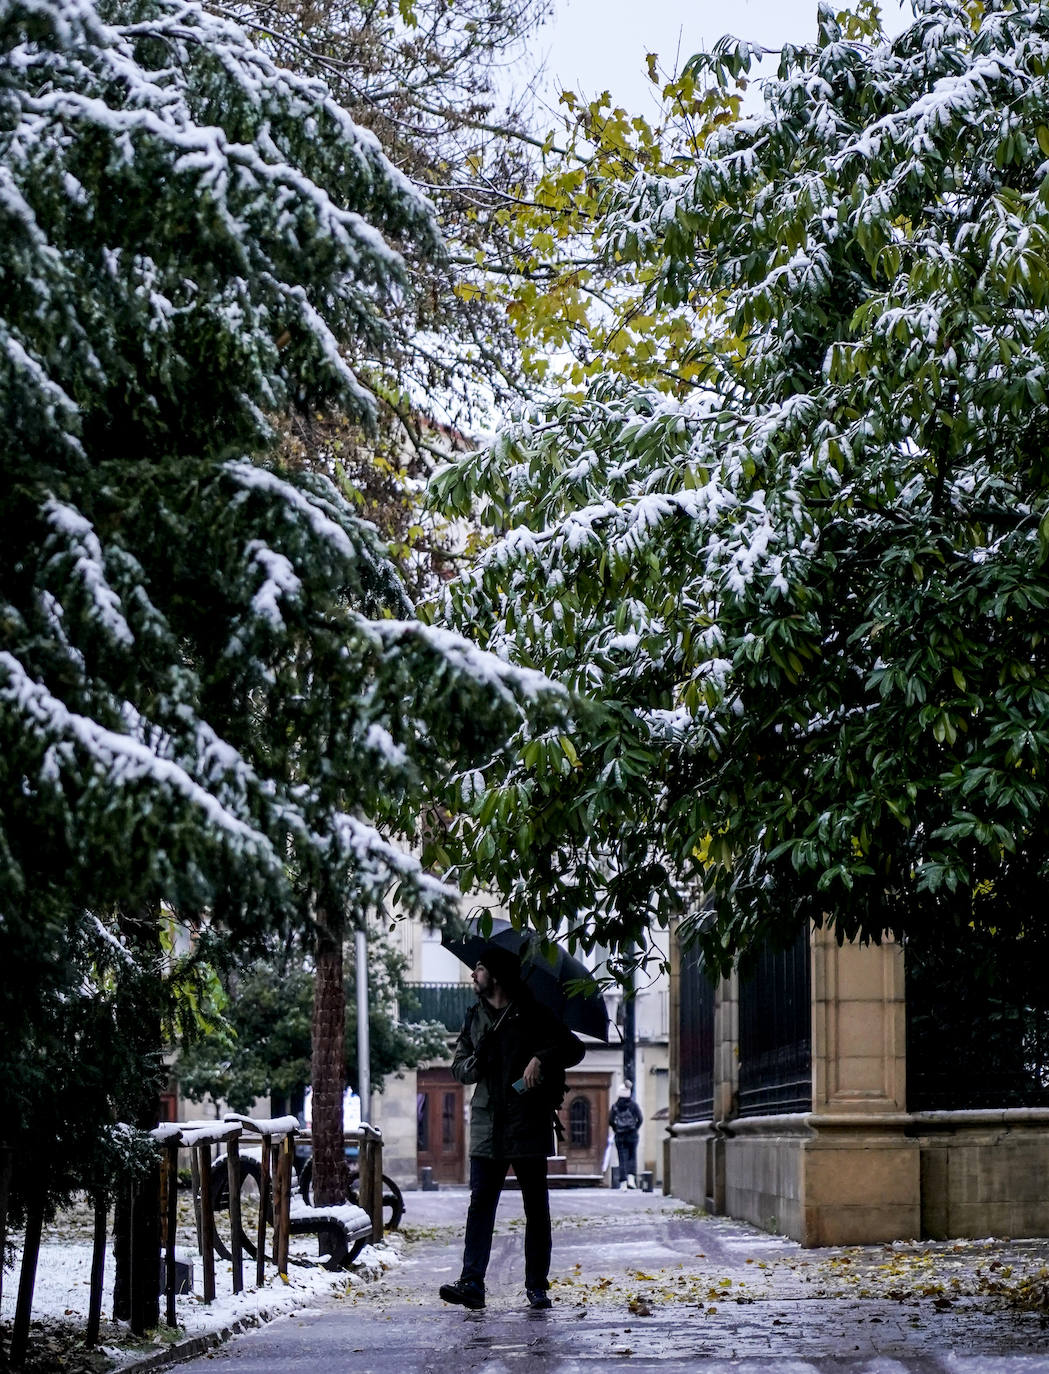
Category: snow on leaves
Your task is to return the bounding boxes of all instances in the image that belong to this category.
[0,0,437,468]
[0,0,566,936]
[433,0,1049,965]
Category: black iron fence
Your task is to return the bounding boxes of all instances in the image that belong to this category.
[401,982,474,1033]
[738,926,812,1117]
[679,938,715,1121]
[906,930,1049,1111]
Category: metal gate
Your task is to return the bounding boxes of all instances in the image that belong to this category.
[679,937,715,1122]
[738,926,812,1117]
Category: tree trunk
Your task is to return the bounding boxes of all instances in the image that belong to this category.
[0,1145,11,1311]
[310,904,348,1206]
[86,1193,108,1346]
[112,1184,132,1320]
[10,1191,43,1368]
[111,907,163,1331]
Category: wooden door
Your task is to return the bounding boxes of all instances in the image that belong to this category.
[559,1072,612,1176]
[417,1068,465,1183]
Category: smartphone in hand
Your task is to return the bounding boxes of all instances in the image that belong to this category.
[511,1077,528,1094]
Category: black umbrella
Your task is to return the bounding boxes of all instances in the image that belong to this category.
[442,917,611,1042]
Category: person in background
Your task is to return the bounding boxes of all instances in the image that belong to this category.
[608,1081,643,1190]
[439,943,585,1311]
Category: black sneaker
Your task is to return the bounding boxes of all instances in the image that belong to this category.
[526,1287,552,1309]
[439,1279,485,1310]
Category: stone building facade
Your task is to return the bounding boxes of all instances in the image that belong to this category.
[667,922,1049,1245]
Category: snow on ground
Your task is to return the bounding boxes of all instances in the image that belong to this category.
[1,1198,403,1367]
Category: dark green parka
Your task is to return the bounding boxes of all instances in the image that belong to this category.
[452,992,585,1159]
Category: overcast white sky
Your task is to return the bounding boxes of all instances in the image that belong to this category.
[534,0,913,115]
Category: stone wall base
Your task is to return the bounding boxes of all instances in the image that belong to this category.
[913,1111,1049,1239]
[669,1110,1049,1246]
[667,1122,717,1211]
[723,1116,809,1242]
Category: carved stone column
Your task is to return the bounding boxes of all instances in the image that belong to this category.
[811,925,907,1113]
[802,926,919,1244]
[708,970,739,1212]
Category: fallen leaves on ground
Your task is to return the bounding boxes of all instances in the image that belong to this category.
[0,1320,112,1373]
[547,1235,1049,1318]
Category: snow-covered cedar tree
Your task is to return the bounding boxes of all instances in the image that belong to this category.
[215,0,550,422]
[431,0,1049,974]
[0,0,566,1205]
[195,0,552,605]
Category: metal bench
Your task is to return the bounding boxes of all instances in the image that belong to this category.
[287,1200,373,1269]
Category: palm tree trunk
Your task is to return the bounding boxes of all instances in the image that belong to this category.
[310,905,348,1206]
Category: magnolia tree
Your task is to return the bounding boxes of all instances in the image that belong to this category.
[176,931,447,1115]
[0,0,565,1259]
[432,0,1049,974]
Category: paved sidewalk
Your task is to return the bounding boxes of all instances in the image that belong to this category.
[172,1188,1049,1372]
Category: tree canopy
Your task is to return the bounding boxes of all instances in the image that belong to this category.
[176,928,446,1114]
[432,0,1049,973]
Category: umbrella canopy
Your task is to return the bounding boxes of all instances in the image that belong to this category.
[442,917,611,1042]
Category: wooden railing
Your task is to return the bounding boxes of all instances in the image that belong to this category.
[156,1114,300,1323]
[172,1116,386,1303]
[3,1116,384,1368]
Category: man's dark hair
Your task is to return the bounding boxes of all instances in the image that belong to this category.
[478,942,522,993]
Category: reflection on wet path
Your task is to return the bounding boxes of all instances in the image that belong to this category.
[177,1189,1049,1373]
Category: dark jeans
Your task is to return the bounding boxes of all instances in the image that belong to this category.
[614,1132,638,1180]
[461,1154,551,1292]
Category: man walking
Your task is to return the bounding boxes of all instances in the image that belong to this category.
[439,942,585,1311]
[609,1081,643,1190]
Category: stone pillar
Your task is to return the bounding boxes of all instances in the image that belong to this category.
[713,971,739,1123]
[811,926,907,1114]
[373,1069,419,1187]
[666,916,681,1132]
[801,927,919,1244]
[708,971,739,1212]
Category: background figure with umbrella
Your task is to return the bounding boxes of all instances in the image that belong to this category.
[437,928,588,1311]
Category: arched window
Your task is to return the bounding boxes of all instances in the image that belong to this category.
[568,1096,592,1149]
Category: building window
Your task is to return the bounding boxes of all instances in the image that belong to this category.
[442,1092,456,1147]
[568,1096,591,1149]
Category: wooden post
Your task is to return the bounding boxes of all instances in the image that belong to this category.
[279,1137,295,1275]
[271,1137,293,1276]
[10,1194,44,1368]
[86,1193,108,1347]
[282,1138,292,1272]
[226,1135,244,1294]
[357,1131,372,1233]
[360,1129,383,1244]
[372,1131,384,1244]
[270,1140,281,1267]
[189,1145,203,1254]
[198,1143,216,1304]
[164,1143,179,1326]
[256,1134,271,1287]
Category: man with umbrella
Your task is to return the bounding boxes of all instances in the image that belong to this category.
[438,941,585,1311]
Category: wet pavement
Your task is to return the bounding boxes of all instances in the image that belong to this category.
[175,1187,1049,1372]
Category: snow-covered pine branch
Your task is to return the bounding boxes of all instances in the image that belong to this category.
[1,0,567,935]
